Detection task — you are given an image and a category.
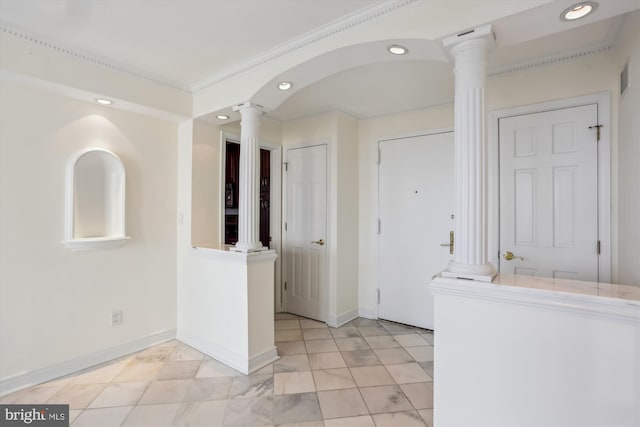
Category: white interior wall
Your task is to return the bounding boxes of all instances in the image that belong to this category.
[191,120,221,247]
[335,112,359,322]
[615,11,640,286]
[0,81,178,391]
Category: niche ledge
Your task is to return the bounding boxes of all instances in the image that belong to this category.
[63,236,131,251]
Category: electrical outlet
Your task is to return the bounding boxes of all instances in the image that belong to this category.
[111,310,123,327]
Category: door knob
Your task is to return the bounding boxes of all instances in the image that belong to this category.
[311,239,325,246]
[503,251,524,261]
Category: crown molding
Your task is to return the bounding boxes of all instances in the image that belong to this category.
[0,1,416,96]
[0,21,192,93]
[488,41,614,77]
[190,0,418,93]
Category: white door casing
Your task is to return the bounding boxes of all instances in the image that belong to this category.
[283,145,327,322]
[378,131,454,330]
[499,104,599,281]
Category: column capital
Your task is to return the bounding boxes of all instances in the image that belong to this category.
[232,102,267,114]
[442,24,493,51]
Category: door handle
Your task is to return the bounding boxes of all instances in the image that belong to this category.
[311,239,325,246]
[503,251,524,261]
[440,231,454,255]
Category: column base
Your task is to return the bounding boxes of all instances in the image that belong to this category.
[230,242,268,253]
[442,260,496,282]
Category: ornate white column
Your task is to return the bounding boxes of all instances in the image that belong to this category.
[442,26,496,281]
[231,102,265,253]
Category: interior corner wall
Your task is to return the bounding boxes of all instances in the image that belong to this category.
[192,120,221,248]
[615,10,640,286]
[0,81,178,391]
[335,112,359,323]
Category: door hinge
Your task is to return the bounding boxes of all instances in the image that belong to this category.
[377,148,381,165]
[284,281,288,291]
[377,288,381,304]
[377,219,381,235]
[589,124,603,142]
[597,240,601,255]
[284,162,288,171]
[285,222,287,231]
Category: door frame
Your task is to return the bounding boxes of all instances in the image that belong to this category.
[489,92,611,282]
[219,131,283,310]
[281,141,330,321]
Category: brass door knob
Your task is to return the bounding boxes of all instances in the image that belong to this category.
[503,251,524,261]
[311,239,325,246]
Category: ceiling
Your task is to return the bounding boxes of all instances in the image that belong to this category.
[0,0,638,122]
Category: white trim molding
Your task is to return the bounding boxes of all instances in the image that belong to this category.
[0,22,190,93]
[328,308,360,328]
[177,330,279,375]
[0,329,176,397]
[431,275,640,324]
[489,42,614,77]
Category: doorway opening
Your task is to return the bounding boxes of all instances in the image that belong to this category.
[223,140,271,248]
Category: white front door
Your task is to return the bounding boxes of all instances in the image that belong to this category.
[284,145,327,322]
[499,104,599,281]
[378,131,454,330]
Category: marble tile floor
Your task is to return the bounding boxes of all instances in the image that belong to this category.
[1,314,434,426]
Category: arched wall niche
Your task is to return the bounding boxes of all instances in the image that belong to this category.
[63,148,130,251]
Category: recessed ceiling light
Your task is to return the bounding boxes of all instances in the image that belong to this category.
[95,98,112,105]
[387,45,408,55]
[216,115,229,120]
[278,81,293,91]
[561,1,597,21]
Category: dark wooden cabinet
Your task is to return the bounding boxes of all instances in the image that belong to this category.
[224,141,270,247]
[259,149,271,248]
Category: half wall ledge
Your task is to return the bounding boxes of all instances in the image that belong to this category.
[430,273,640,427]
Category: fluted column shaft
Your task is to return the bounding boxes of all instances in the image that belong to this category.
[443,35,496,281]
[232,103,264,252]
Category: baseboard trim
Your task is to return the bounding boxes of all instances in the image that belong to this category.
[248,347,279,374]
[177,329,250,374]
[0,329,176,397]
[358,308,378,320]
[328,308,359,328]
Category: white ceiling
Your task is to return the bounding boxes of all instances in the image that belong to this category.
[0,0,638,122]
[0,0,377,88]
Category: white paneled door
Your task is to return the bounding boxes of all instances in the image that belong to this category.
[499,104,599,281]
[284,145,327,322]
[378,132,454,330]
